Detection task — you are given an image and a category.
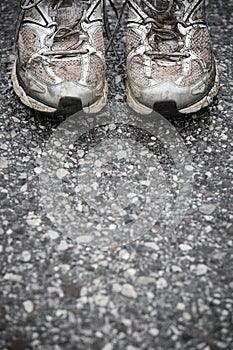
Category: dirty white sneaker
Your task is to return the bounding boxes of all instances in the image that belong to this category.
[126,0,220,115]
[12,0,107,114]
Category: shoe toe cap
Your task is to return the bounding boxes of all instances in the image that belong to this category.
[129,77,212,111]
[26,78,104,110]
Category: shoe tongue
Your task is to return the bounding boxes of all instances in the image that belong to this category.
[55,0,89,9]
[55,0,73,7]
[50,0,86,23]
[144,0,182,57]
[146,0,170,11]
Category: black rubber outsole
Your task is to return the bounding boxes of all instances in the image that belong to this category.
[56,97,83,116]
[153,100,183,117]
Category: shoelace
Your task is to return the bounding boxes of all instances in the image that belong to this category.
[46,1,89,56]
[141,0,190,59]
[20,0,42,9]
[19,0,121,57]
[19,0,205,59]
[104,0,188,58]
[20,0,94,57]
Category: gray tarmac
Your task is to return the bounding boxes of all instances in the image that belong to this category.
[0,1,232,350]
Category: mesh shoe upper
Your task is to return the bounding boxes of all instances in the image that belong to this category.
[126,0,218,112]
[15,0,106,110]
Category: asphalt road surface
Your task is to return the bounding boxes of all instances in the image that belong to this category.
[0,1,232,350]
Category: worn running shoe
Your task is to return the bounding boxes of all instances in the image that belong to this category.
[12,0,107,113]
[126,0,220,114]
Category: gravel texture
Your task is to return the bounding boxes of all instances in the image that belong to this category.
[0,1,233,350]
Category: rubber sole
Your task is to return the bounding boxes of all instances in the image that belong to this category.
[126,65,220,116]
[11,60,108,115]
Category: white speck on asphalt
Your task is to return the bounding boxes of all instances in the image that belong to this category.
[196,264,209,276]
[47,230,59,240]
[4,273,22,282]
[34,167,42,174]
[199,204,216,215]
[136,276,155,285]
[115,75,122,84]
[94,294,109,307]
[119,249,130,260]
[21,251,31,262]
[57,240,69,251]
[0,157,8,169]
[176,303,186,311]
[149,328,159,337]
[112,283,122,293]
[182,312,192,321]
[156,277,168,289]
[172,265,182,273]
[26,216,41,227]
[121,284,137,298]
[116,150,127,159]
[56,168,69,179]
[23,300,34,313]
[144,242,159,251]
[179,243,192,251]
[121,318,132,327]
[102,343,113,350]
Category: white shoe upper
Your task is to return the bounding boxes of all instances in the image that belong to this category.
[126,0,218,112]
[16,0,106,110]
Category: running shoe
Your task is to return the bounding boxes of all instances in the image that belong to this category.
[126,0,220,114]
[12,0,107,113]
